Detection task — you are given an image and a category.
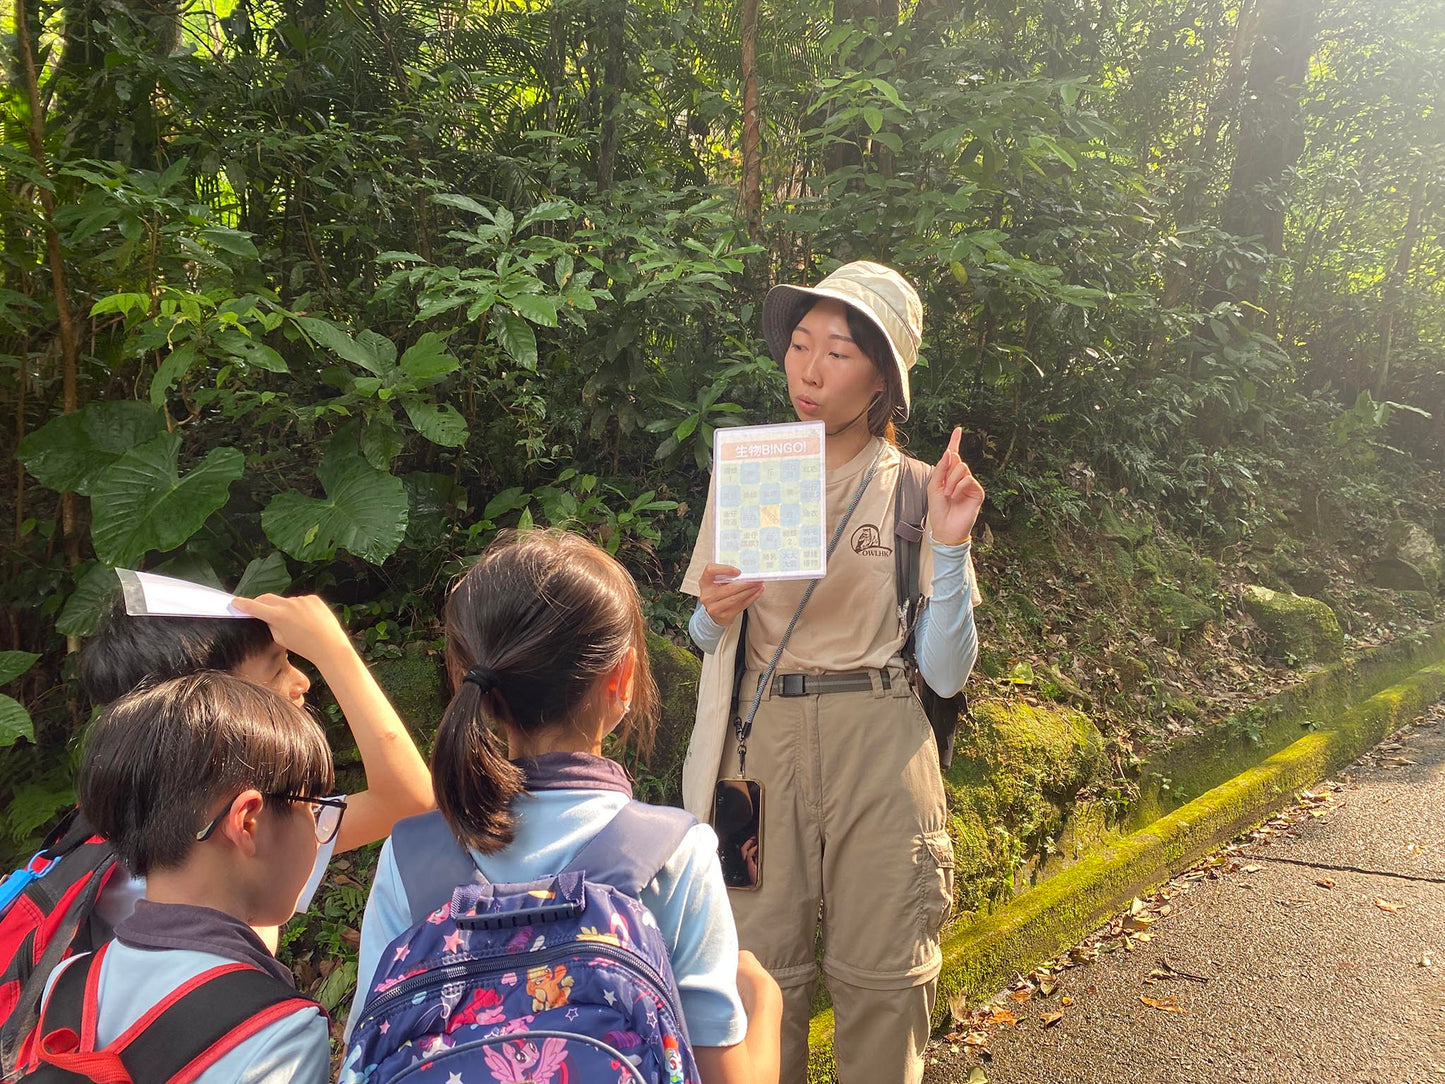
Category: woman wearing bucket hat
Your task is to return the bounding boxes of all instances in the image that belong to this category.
[678,261,984,1083]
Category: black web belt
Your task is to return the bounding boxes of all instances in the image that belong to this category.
[771,669,892,697]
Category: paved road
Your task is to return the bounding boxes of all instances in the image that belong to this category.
[926,698,1445,1084]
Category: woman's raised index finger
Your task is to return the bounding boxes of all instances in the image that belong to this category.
[946,426,963,459]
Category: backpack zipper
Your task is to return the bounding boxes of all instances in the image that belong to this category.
[353,938,684,1038]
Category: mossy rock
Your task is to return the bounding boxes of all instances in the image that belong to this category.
[644,631,700,804]
[1147,585,1215,640]
[1133,540,1166,582]
[943,698,1110,910]
[1284,565,1330,598]
[369,640,444,748]
[1241,585,1344,664]
[1098,505,1152,549]
[1372,522,1442,594]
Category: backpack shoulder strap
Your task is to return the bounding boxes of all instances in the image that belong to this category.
[390,811,483,926]
[894,455,932,655]
[0,836,118,1076]
[35,944,316,1084]
[562,803,698,898]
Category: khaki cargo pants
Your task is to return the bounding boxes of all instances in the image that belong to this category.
[721,665,955,1084]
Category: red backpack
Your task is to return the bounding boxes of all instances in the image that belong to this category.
[0,810,120,1079]
[17,941,317,1083]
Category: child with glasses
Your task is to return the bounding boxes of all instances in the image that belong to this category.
[18,672,338,1082]
[83,591,434,936]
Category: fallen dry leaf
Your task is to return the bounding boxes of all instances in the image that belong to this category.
[1314,878,1336,889]
[948,990,970,1027]
[1040,1011,1064,1027]
[1375,898,1400,913]
[1007,988,1033,1003]
[1241,863,1262,874]
[1061,996,1075,1007]
[962,1031,989,1047]
[1140,995,1186,1013]
[984,1007,1017,1026]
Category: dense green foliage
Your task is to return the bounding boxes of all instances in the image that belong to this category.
[2,0,1442,863]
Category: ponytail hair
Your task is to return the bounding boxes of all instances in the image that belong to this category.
[431,529,659,853]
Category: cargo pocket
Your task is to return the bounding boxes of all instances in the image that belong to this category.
[920,828,956,939]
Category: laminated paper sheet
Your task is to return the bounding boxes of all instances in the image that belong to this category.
[713,421,827,581]
[116,569,248,619]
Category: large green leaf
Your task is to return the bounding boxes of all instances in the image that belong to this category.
[295,316,391,375]
[55,563,120,637]
[493,312,538,370]
[235,552,292,597]
[0,696,34,748]
[0,651,40,685]
[403,399,468,447]
[261,454,409,564]
[89,434,245,568]
[398,333,459,386]
[17,402,163,495]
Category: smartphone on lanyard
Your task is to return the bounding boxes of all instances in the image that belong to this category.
[713,778,764,890]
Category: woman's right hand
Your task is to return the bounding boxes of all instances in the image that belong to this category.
[699,564,764,626]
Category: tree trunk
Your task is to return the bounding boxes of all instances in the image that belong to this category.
[17,0,83,652]
[595,0,627,193]
[1374,175,1427,400]
[739,0,762,245]
[1218,0,1320,257]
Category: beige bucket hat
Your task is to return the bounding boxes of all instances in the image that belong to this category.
[761,260,923,421]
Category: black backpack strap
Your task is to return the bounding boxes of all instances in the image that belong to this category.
[562,802,698,898]
[391,811,485,926]
[34,944,316,1083]
[0,836,117,1075]
[727,611,751,717]
[894,455,932,655]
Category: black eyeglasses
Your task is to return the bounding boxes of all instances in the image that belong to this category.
[195,793,347,845]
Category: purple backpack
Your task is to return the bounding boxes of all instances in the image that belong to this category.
[341,804,701,1084]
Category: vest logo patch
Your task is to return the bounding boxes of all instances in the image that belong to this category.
[850,523,892,558]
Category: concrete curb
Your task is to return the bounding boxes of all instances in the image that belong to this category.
[805,646,1445,1082]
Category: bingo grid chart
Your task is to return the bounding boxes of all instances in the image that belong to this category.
[715,423,826,579]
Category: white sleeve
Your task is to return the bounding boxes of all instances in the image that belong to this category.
[688,602,726,654]
[344,838,411,1041]
[915,538,979,698]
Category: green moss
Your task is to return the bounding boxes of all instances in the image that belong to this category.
[642,631,701,805]
[368,640,443,748]
[1241,584,1344,664]
[1147,585,1215,641]
[1098,505,1152,548]
[943,699,1109,909]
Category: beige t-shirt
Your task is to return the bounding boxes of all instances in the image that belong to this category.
[683,438,937,673]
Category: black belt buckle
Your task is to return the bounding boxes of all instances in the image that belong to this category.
[778,673,808,698]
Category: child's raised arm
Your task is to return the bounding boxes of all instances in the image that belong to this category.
[231,594,433,851]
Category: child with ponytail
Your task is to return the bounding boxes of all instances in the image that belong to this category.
[346,530,780,1084]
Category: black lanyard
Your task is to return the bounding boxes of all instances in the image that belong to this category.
[731,444,884,777]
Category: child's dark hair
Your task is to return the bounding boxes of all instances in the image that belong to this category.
[81,597,276,705]
[792,299,903,442]
[78,671,334,876]
[432,530,659,854]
